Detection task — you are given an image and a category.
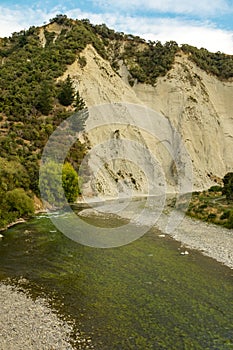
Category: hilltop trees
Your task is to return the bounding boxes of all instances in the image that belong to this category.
[181,45,233,80]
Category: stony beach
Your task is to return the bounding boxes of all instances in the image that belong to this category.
[158,214,233,269]
[78,203,233,269]
[0,283,93,350]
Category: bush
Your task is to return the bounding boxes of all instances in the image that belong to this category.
[207,213,216,220]
[199,203,208,209]
[5,188,34,217]
[225,210,233,229]
[222,172,233,202]
[209,185,222,192]
[220,210,230,220]
[78,56,87,68]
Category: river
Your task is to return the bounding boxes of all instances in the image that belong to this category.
[0,205,233,349]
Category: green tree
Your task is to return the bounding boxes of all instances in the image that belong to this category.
[58,75,75,106]
[74,90,86,111]
[222,172,233,202]
[39,160,79,206]
[36,82,53,115]
[39,160,63,206]
[62,162,80,202]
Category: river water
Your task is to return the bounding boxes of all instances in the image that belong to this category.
[0,207,233,349]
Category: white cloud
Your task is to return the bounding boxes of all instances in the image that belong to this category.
[96,0,231,16]
[0,6,59,37]
[0,5,233,54]
[66,10,233,54]
[117,17,233,54]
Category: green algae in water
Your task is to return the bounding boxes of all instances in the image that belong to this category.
[0,215,233,349]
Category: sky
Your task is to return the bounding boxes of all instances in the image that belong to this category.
[0,0,233,54]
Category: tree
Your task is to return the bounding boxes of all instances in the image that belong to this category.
[74,90,86,111]
[49,14,69,25]
[58,75,75,106]
[39,160,79,206]
[36,82,53,115]
[62,162,80,202]
[222,172,233,202]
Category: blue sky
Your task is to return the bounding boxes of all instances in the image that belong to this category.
[0,0,233,54]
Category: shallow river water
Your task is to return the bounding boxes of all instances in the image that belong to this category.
[0,208,233,349]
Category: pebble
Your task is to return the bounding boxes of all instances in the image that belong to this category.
[180,250,189,255]
[0,283,92,350]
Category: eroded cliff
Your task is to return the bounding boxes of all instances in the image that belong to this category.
[60,45,233,197]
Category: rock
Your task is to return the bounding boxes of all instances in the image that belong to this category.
[180,250,189,255]
[0,283,78,349]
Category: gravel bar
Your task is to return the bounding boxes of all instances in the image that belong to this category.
[157,213,233,269]
[0,283,93,350]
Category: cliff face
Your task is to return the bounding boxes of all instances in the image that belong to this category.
[61,45,233,197]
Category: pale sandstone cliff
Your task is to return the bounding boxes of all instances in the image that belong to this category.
[60,45,233,197]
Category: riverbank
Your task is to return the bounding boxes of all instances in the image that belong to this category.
[158,213,233,269]
[0,282,76,350]
[78,200,233,270]
[3,197,232,269]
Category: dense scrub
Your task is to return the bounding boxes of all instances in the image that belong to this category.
[182,44,233,80]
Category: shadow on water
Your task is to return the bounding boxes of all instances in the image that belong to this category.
[0,205,233,349]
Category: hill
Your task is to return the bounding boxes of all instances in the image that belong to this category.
[0,14,233,228]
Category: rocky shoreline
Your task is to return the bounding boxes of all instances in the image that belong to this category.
[0,282,93,350]
[78,203,233,269]
[165,215,233,269]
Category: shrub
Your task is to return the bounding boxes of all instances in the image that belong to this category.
[208,213,216,220]
[199,203,208,209]
[5,188,34,217]
[225,210,233,229]
[220,210,230,220]
[209,185,222,192]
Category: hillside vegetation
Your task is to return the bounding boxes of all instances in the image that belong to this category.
[0,14,233,229]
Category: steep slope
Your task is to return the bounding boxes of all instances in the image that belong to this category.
[60,45,233,195]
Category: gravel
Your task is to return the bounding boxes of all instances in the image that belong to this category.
[0,283,93,350]
[85,202,233,269]
[80,202,233,269]
[166,215,233,269]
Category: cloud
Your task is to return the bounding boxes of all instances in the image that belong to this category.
[95,0,231,16]
[116,17,233,54]
[0,5,232,54]
[66,9,233,54]
[0,6,58,37]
